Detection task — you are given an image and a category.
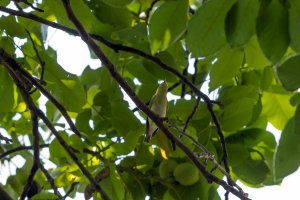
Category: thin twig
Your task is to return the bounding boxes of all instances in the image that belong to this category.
[25,29,45,81]
[0,46,83,139]
[168,120,212,156]
[39,164,63,198]
[13,0,44,12]
[4,68,40,200]
[84,167,110,200]
[182,96,201,133]
[0,132,12,143]
[181,63,188,98]
[192,58,198,84]
[39,162,64,199]
[83,148,105,162]
[63,182,79,199]
[0,47,110,200]
[0,144,49,160]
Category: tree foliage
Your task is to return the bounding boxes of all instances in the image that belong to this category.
[0,0,299,199]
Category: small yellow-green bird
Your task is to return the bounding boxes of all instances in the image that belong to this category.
[144,81,168,143]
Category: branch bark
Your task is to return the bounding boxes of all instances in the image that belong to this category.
[0,47,110,200]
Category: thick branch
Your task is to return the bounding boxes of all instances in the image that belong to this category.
[4,68,40,200]
[60,1,248,199]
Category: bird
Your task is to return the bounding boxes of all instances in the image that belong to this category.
[144,81,168,143]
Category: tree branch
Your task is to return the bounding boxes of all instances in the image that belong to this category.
[39,162,64,199]
[0,144,49,160]
[3,66,41,200]
[0,47,110,200]
[182,96,201,133]
[0,46,83,139]
[59,1,248,199]
[0,132,12,143]
[25,29,45,81]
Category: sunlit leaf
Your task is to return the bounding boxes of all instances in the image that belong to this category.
[149,0,188,54]
[186,0,236,56]
[262,92,295,130]
[42,51,86,112]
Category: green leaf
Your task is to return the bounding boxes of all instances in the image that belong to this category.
[31,192,57,200]
[0,0,10,6]
[209,46,243,90]
[0,37,16,55]
[294,105,300,138]
[260,66,273,91]
[274,118,300,180]
[109,164,125,200]
[277,55,300,91]
[125,59,156,84]
[85,0,132,30]
[142,53,178,82]
[42,51,86,112]
[186,0,236,57]
[112,24,150,52]
[226,143,249,166]
[218,85,259,105]
[262,92,295,130]
[168,99,198,120]
[241,70,261,87]
[227,128,276,152]
[136,145,154,173]
[227,128,276,185]
[256,0,290,63]
[49,132,70,164]
[110,101,142,136]
[149,0,188,54]
[0,67,15,112]
[245,36,271,70]
[233,152,269,185]
[0,16,27,38]
[114,129,142,155]
[75,109,92,133]
[290,93,300,106]
[103,0,133,7]
[6,175,23,196]
[220,98,256,131]
[289,0,300,52]
[119,171,145,200]
[166,178,210,200]
[225,0,259,46]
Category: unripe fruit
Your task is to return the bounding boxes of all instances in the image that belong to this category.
[173,162,199,186]
[159,159,178,179]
